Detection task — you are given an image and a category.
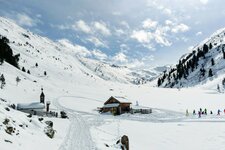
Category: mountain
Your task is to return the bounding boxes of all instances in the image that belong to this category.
[157,27,225,89]
[0,16,165,149]
[0,16,162,86]
[2,16,225,150]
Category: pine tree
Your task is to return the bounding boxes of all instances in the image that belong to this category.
[35,63,38,67]
[16,76,21,86]
[222,78,225,86]
[209,43,213,49]
[211,58,215,66]
[222,50,225,59]
[0,74,6,89]
[0,36,20,68]
[217,84,221,93]
[22,67,26,72]
[157,78,161,87]
[27,70,30,74]
[208,69,213,77]
[200,67,206,77]
[203,44,209,54]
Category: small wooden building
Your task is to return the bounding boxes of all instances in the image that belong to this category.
[101,96,132,115]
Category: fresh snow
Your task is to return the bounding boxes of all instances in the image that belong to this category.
[1,16,225,150]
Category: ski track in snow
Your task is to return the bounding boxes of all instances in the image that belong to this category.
[52,95,225,150]
[53,97,96,150]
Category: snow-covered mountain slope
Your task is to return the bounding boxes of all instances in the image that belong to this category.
[0,16,163,149]
[157,27,225,89]
[0,16,162,85]
[2,16,225,150]
[0,98,69,150]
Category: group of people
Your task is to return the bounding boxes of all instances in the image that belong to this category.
[186,108,225,118]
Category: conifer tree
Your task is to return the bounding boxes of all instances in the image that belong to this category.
[209,43,213,49]
[208,69,213,77]
[0,74,6,89]
[0,36,20,68]
[22,67,26,72]
[211,58,215,66]
[222,50,225,59]
[222,78,225,86]
[16,76,21,86]
[203,44,209,54]
[157,78,161,87]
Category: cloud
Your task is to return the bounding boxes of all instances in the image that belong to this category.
[196,31,202,36]
[142,19,158,29]
[199,0,209,5]
[165,20,174,26]
[115,29,125,36]
[131,27,171,48]
[120,21,130,29]
[171,23,190,33]
[87,36,107,48]
[55,20,112,37]
[154,27,172,46]
[112,11,121,16]
[91,49,108,60]
[51,24,70,30]
[163,8,172,16]
[93,21,111,36]
[120,44,130,52]
[131,30,153,43]
[73,20,91,33]
[57,38,91,57]
[16,13,39,27]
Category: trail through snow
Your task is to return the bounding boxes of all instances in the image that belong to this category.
[52,95,225,150]
[53,97,96,150]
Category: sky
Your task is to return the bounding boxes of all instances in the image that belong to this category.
[0,0,225,68]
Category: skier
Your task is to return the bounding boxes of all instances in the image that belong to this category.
[224,109,225,114]
[217,109,221,115]
[186,109,189,116]
[193,110,196,115]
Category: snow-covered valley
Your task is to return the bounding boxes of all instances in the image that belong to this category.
[1,16,225,150]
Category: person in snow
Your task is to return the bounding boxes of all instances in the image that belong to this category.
[224,109,225,114]
[186,109,189,116]
[210,111,213,115]
[217,109,221,115]
[198,111,201,118]
[193,110,196,115]
[204,108,207,115]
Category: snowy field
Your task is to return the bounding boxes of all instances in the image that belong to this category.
[55,84,225,150]
[1,16,225,150]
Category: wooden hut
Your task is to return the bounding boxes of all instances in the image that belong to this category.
[101,96,132,115]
